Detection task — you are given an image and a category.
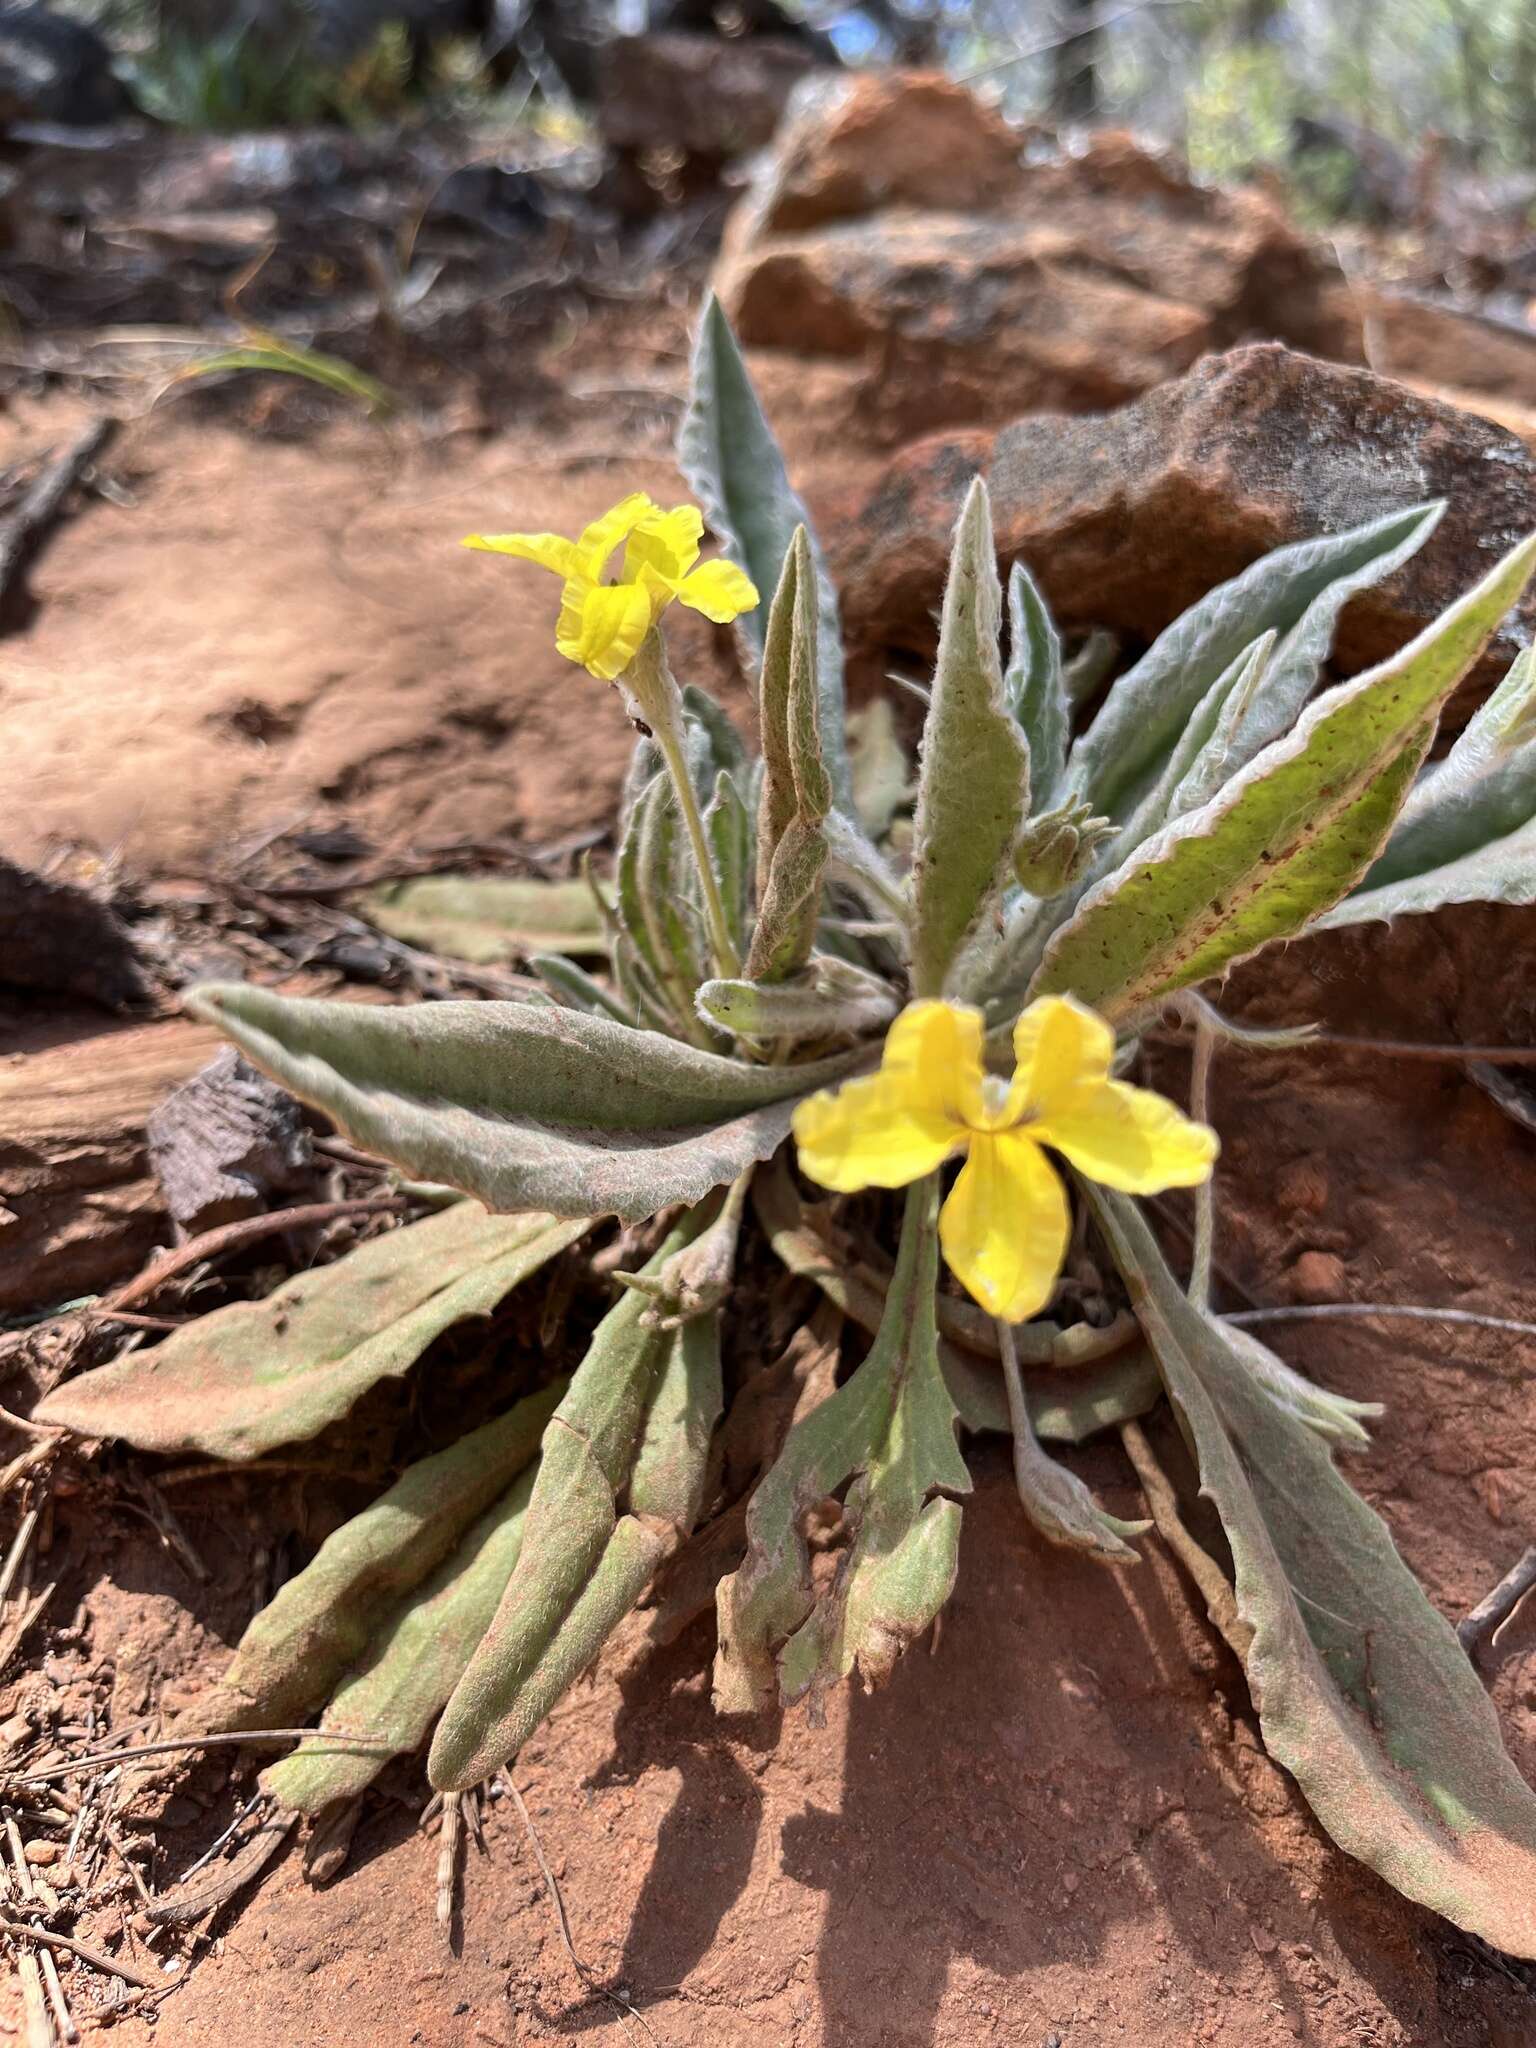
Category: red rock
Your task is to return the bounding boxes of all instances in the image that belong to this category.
[1289,1251,1349,1304]
[833,344,1536,699]
[715,78,1365,448]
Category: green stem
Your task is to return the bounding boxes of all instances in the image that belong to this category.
[655,723,743,980]
[621,632,742,982]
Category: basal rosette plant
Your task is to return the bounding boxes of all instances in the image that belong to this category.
[42,296,1536,1954]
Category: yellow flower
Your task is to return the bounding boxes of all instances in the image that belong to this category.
[792,995,1218,1325]
[464,492,759,681]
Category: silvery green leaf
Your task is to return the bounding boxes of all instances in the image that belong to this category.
[845,699,910,841]
[1318,813,1536,927]
[1033,530,1536,1020]
[261,1460,539,1815]
[704,769,753,948]
[1067,502,1446,821]
[430,1214,714,1788]
[1350,645,1536,892]
[1061,627,1118,706]
[715,1179,969,1714]
[1223,502,1447,775]
[910,477,1031,997]
[1091,1186,1536,1960]
[36,1203,589,1458]
[822,808,909,930]
[745,817,828,983]
[697,955,898,1041]
[529,952,631,1023]
[680,294,850,809]
[360,874,609,965]
[195,1384,563,1735]
[1005,559,1068,806]
[681,683,750,794]
[188,982,860,1222]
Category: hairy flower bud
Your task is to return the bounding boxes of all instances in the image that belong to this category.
[1012,798,1116,896]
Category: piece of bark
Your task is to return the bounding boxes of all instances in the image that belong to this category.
[147,1046,314,1236]
[0,1014,221,1314]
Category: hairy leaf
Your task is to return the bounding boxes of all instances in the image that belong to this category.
[1092,1188,1536,1959]
[1034,531,1536,1018]
[430,1212,720,1788]
[679,294,850,808]
[195,1384,563,1735]
[187,982,858,1222]
[748,529,833,981]
[1005,559,1068,805]
[715,1178,969,1714]
[845,699,910,841]
[360,874,608,965]
[1320,814,1536,927]
[36,1203,588,1458]
[910,478,1031,997]
[261,1461,539,1814]
[1068,503,1445,820]
[1342,645,1536,896]
[697,957,898,1042]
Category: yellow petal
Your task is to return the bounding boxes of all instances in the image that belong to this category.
[1032,1077,1218,1193]
[622,505,704,590]
[1008,993,1115,1124]
[881,1000,989,1128]
[577,493,659,576]
[555,580,655,681]
[939,1130,1069,1323]
[462,530,581,577]
[792,1072,960,1194]
[677,558,761,624]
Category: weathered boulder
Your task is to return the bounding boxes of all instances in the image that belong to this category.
[714,74,1366,449]
[1359,286,1536,411]
[833,343,1536,700]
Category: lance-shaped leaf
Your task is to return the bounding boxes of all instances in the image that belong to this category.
[679,294,851,809]
[1033,530,1536,1019]
[1005,559,1068,806]
[910,478,1031,997]
[192,1383,563,1734]
[36,1203,589,1458]
[747,528,833,982]
[186,982,860,1223]
[697,955,897,1044]
[705,769,753,952]
[1089,1187,1536,1959]
[845,699,910,842]
[359,874,609,966]
[261,1460,540,1815]
[1321,645,1536,925]
[1067,502,1445,821]
[430,1211,722,1789]
[1320,814,1536,928]
[530,952,632,1024]
[715,1178,969,1714]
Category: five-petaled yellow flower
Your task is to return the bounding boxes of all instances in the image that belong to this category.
[793,995,1217,1325]
[464,493,759,681]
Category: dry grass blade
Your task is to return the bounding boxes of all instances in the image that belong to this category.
[146,1809,296,1927]
[0,1917,164,1993]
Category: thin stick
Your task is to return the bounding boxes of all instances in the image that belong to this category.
[0,418,117,627]
[17,1942,52,2048]
[1157,1027,1536,1066]
[1120,1420,1247,1660]
[1228,1304,1536,1339]
[501,1774,584,1980]
[0,1507,39,1607]
[1187,1011,1216,1311]
[38,1942,76,2045]
[100,1822,153,1909]
[171,1791,264,1886]
[16,1728,399,1786]
[1458,1545,1536,1667]
[0,1918,163,1993]
[96,1196,404,1315]
[435,1790,461,1939]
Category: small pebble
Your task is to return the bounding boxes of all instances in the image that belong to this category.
[23,1839,62,1866]
[1289,1249,1347,1303]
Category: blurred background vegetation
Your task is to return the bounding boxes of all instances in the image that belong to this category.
[18,0,1536,207]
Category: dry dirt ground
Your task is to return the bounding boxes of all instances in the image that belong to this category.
[5,317,1536,2048]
